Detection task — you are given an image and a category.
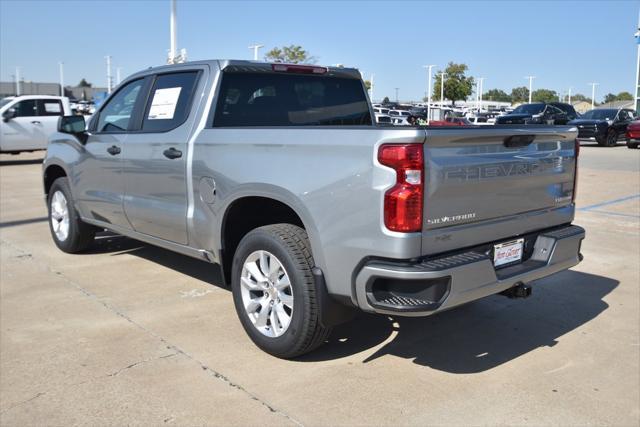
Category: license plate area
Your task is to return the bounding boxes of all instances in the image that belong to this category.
[493,238,524,268]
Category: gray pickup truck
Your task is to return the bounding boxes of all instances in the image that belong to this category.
[43,60,585,357]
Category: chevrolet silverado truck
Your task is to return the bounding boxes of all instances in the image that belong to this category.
[43,60,585,358]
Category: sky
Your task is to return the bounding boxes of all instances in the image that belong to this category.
[0,0,637,102]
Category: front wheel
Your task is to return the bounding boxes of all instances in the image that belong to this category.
[604,129,618,147]
[231,224,331,358]
[627,140,639,149]
[47,177,95,253]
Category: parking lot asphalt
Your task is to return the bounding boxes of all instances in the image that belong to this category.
[1,143,639,426]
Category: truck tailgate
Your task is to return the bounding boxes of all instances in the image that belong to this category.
[422,126,578,255]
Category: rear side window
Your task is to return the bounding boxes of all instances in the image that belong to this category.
[38,100,63,116]
[213,72,372,127]
[142,72,198,132]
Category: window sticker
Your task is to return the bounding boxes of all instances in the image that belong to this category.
[44,102,61,113]
[148,87,182,120]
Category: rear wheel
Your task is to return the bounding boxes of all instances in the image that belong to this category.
[231,224,331,358]
[627,140,639,149]
[47,177,95,253]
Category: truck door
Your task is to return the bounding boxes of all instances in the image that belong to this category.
[0,99,41,152]
[122,70,201,245]
[73,78,147,228]
[35,99,65,147]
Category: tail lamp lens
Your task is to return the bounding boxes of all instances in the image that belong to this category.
[378,144,424,232]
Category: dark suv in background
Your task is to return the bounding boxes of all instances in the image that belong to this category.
[495,102,578,125]
[569,108,636,147]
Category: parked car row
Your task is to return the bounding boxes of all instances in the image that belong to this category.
[372,100,638,148]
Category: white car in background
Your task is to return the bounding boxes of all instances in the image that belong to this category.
[0,95,71,153]
[374,113,392,124]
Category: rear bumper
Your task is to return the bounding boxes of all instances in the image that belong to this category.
[354,225,585,316]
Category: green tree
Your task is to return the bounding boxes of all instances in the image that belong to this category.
[264,45,315,64]
[603,93,617,103]
[571,93,592,104]
[364,80,372,91]
[431,62,474,105]
[483,88,511,102]
[616,91,633,101]
[531,88,558,103]
[510,86,529,103]
[78,78,92,87]
[382,96,390,104]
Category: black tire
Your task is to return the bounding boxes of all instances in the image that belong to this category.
[627,141,639,149]
[603,129,618,147]
[47,177,95,253]
[231,224,331,358]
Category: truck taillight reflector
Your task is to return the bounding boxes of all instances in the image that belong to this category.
[271,64,328,74]
[378,144,424,232]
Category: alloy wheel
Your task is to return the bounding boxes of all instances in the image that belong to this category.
[240,250,294,338]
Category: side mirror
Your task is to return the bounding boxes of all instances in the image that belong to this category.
[58,115,87,144]
[2,108,16,122]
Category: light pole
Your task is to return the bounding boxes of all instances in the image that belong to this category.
[635,13,640,112]
[525,76,535,103]
[58,62,64,96]
[248,44,264,61]
[478,77,485,111]
[15,66,21,96]
[369,74,374,102]
[170,0,177,62]
[440,72,446,105]
[105,55,112,94]
[588,82,598,109]
[116,67,122,85]
[423,64,435,120]
[395,87,399,103]
[568,87,572,104]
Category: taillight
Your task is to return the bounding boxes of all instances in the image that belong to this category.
[378,144,424,232]
[572,138,580,203]
[271,64,328,74]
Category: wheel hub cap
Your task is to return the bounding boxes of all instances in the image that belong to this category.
[50,190,70,242]
[240,250,293,338]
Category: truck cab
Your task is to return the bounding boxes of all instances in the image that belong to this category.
[1,95,71,153]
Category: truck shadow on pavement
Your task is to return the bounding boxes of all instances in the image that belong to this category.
[83,235,617,373]
[89,232,226,288]
[301,271,618,373]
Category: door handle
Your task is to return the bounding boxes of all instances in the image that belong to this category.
[31,121,41,124]
[163,147,182,159]
[107,145,121,155]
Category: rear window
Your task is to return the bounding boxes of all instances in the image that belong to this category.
[213,72,372,127]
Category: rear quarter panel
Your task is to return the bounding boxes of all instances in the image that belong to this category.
[190,127,426,302]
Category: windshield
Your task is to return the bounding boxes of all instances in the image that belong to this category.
[580,109,617,120]
[512,103,545,115]
[0,98,13,109]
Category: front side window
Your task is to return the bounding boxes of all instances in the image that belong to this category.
[96,79,144,132]
[142,71,198,132]
[213,72,372,127]
[12,100,38,117]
